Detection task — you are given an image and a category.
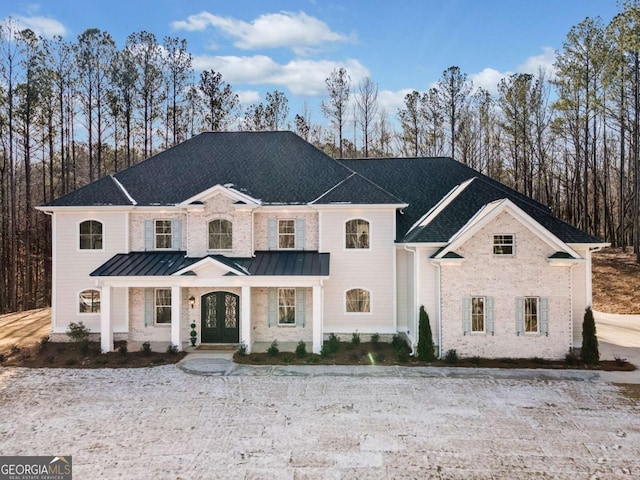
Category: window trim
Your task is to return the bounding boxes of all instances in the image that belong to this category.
[470,296,486,333]
[277,288,296,325]
[524,296,539,334]
[278,219,296,250]
[154,219,173,250]
[345,288,372,314]
[78,288,101,314]
[345,218,371,250]
[493,234,515,256]
[154,288,172,325]
[207,218,233,251]
[78,219,104,251]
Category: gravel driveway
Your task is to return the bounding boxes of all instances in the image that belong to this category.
[0,366,638,479]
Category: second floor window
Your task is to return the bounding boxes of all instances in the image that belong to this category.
[493,234,514,255]
[155,220,172,249]
[209,219,232,250]
[279,220,295,249]
[79,220,103,250]
[346,219,369,249]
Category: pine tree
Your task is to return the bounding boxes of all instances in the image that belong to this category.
[417,305,435,361]
[581,307,600,364]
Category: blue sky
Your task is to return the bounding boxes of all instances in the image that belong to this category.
[1,1,622,124]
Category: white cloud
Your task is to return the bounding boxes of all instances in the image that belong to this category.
[193,54,369,96]
[378,89,415,113]
[470,67,511,96]
[517,46,557,77]
[12,15,67,38]
[172,10,351,52]
[237,90,261,105]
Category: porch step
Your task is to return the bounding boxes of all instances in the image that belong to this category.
[194,344,238,351]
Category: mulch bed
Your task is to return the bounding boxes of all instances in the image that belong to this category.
[0,341,186,368]
[233,341,636,371]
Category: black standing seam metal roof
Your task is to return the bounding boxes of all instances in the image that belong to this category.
[90,251,330,277]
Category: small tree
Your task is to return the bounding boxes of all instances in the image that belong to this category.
[581,307,599,364]
[417,306,436,361]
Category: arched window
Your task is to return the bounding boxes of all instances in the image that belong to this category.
[345,219,369,249]
[79,289,101,313]
[346,288,371,313]
[208,219,233,250]
[79,220,103,249]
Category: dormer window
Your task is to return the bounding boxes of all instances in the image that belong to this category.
[493,234,514,255]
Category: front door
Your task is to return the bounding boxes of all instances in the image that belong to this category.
[201,291,240,343]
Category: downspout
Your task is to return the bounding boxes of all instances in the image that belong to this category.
[585,246,605,308]
[568,262,580,352]
[42,210,55,332]
[403,245,417,355]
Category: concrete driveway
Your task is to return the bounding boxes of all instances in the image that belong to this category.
[595,311,640,383]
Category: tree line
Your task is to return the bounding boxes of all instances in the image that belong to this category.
[1,2,640,313]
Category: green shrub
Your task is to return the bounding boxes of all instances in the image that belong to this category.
[38,336,50,352]
[267,340,279,357]
[391,334,402,350]
[320,344,330,357]
[295,340,307,358]
[444,349,459,364]
[283,355,292,363]
[118,341,128,355]
[371,333,380,344]
[469,356,481,365]
[351,331,361,345]
[67,322,91,343]
[166,344,179,355]
[327,333,340,354]
[397,349,409,362]
[237,342,248,356]
[141,342,152,355]
[565,350,579,365]
[306,355,320,364]
[417,306,436,361]
[581,307,599,365]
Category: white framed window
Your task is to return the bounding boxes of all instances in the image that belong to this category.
[208,219,232,250]
[524,296,538,333]
[471,296,485,332]
[345,219,370,249]
[278,220,295,249]
[155,288,172,324]
[493,234,514,255]
[79,289,101,313]
[79,220,103,250]
[155,220,172,249]
[346,288,371,313]
[278,288,296,325]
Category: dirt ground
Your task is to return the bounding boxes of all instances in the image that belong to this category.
[593,248,640,314]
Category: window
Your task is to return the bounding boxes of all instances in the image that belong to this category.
[524,297,538,333]
[155,220,172,249]
[79,289,100,313]
[155,288,172,324]
[79,220,103,250]
[346,288,371,313]
[278,220,295,249]
[493,234,514,255]
[346,219,370,249]
[278,288,296,324]
[208,219,232,250]
[471,296,485,332]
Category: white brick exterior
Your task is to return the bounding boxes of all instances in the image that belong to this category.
[439,212,572,359]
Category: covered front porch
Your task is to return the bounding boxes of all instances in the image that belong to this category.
[92,251,329,355]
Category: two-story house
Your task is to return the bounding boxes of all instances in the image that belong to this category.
[37,131,606,359]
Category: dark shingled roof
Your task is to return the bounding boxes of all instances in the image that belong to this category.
[45,131,601,245]
[339,157,601,244]
[91,251,330,277]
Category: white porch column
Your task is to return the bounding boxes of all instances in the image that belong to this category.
[100,285,113,353]
[312,284,323,354]
[171,285,182,351]
[241,285,251,353]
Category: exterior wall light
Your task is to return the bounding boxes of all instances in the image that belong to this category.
[189,295,196,309]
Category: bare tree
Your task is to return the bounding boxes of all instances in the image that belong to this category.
[321,67,351,158]
[355,76,378,157]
